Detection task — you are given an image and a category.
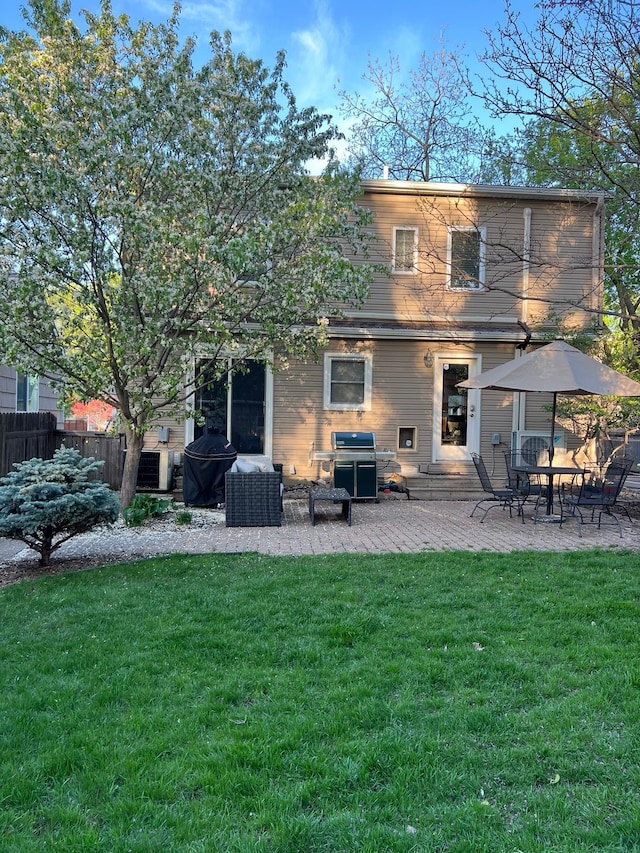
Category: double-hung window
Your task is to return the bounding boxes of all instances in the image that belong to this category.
[323,354,372,411]
[392,227,418,274]
[16,372,39,412]
[447,226,486,291]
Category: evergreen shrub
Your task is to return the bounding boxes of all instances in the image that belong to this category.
[0,446,120,566]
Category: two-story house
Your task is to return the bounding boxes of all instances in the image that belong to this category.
[148,179,606,497]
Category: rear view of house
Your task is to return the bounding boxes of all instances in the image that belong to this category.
[151,179,606,497]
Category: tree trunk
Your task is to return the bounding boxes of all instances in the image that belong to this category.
[39,531,53,567]
[120,428,144,509]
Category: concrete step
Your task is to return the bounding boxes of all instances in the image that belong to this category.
[397,471,486,501]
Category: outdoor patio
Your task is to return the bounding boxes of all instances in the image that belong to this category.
[2,489,640,585]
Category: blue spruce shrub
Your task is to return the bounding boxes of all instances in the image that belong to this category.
[0,446,120,566]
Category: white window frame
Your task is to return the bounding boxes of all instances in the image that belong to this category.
[392,226,418,274]
[323,353,372,412]
[447,226,486,291]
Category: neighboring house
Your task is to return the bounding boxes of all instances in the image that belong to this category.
[0,366,64,427]
[147,179,607,496]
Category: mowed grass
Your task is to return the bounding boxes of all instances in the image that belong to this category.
[1,550,640,852]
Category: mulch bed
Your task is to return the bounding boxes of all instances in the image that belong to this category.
[0,551,130,588]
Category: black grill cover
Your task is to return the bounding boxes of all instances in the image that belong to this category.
[183,428,237,506]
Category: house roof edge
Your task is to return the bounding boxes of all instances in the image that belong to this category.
[359,179,610,204]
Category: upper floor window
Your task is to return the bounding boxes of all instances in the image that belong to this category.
[447,226,486,291]
[323,353,372,411]
[392,227,418,274]
[16,372,39,412]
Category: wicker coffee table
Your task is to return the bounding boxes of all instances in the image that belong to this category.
[309,487,352,526]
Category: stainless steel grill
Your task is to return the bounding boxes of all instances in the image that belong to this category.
[331,431,376,461]
[312,432,396,499]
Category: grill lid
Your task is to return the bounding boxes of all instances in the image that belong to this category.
[331,431,376,450]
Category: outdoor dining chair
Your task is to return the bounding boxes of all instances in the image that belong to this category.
[560,457,634,537]
[505,449,555,516]
[503,450,543,510]
[470,453,526,523]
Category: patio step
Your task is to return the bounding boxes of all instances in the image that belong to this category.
[398,470,485,501]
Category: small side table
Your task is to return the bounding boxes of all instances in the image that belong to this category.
[309,487,352,526]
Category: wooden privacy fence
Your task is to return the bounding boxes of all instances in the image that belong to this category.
[0,412,57,478]
[54,430,125,490]
[0,413,124,490]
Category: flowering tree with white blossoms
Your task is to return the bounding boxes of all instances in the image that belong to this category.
[0,0,374,507]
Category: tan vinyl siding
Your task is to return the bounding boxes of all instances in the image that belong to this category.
[271,340,528,478]
[525,202,597,328]
[141,405,187,453]
[354,188,601,330]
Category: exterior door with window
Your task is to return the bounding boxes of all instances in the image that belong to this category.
[432,355,480,462]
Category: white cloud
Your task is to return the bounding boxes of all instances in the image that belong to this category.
[289,0,348,112]
[141,0,259,53]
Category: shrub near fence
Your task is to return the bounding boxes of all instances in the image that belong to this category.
[0,413,124,490]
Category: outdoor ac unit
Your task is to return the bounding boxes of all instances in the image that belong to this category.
[136,450,174,491]
[512,431,565,465]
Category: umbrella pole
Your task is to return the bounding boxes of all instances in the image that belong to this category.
[546,394,557,515]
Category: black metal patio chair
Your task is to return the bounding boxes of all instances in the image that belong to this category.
[470,453,526,523]
[560,457,634,537]
[504,451,533,505]
[505,450,550,516]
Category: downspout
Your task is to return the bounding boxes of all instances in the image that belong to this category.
[522,206,531,329]
[513,207,532,437]
[592,195,605,322]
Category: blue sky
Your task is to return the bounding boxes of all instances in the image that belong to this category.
[2,0,533,141]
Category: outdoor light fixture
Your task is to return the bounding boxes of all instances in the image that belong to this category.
[423,349,433,368]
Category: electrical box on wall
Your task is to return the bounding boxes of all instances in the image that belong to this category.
[491,432,501,445]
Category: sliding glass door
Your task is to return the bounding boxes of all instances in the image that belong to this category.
[194,359,268,455]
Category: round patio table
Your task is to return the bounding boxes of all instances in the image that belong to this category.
[513,464,585,520]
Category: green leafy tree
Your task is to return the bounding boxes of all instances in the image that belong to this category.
[0,446,120,566]
[481,0,640,348]
[514,114,640,369]
[0,0,374,508]
[479,0,640,441]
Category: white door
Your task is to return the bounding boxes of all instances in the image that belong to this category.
[433,355,481,462]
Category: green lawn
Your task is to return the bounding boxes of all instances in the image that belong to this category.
[1,550,640,852]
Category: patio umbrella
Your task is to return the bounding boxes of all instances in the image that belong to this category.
[457,339,640,463]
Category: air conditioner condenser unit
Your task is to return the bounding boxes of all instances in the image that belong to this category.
[512,431,565,466]
[136,450,175,491]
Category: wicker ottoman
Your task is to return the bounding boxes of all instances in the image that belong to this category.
[225,471,282,527]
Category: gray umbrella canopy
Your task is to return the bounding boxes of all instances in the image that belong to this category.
[458,339,640,396]
[457,340,640,462]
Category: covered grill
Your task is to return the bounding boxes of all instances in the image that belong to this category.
[312,432,396,499]
[183,427,237,507]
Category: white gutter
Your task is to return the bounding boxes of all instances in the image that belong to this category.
[360,178,610,205]
[326,326,526,342]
